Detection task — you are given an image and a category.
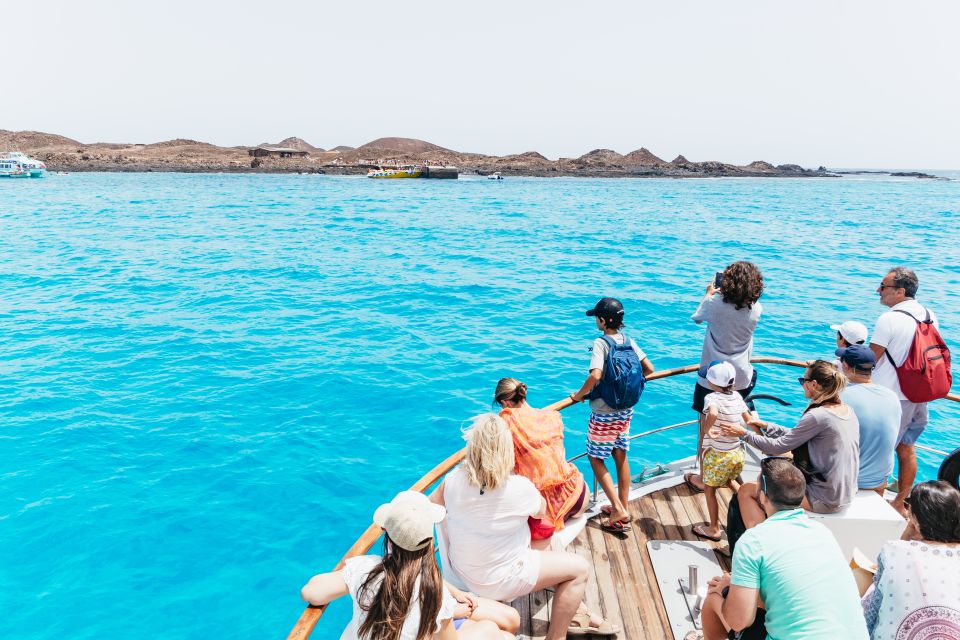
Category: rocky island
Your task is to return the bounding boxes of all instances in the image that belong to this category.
[1,129,839,178]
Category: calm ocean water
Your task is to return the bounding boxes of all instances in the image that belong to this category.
[1,172,958,639]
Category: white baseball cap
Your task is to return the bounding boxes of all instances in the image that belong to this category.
[830,320,868,345]
[373,490,446,552]
[706,361,737,388]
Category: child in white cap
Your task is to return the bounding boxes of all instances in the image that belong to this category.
[692,361,763,542]
[830,320,868,368]
[300,490,518,640]
[831,320,868,348]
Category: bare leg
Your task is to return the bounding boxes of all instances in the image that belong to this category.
[700,591,731,640]
[891,443,917,516]
[686,414,708,491]
[612,447,631,512]
[531,535,553,551]
[457,618,511,639]
[736,482,767,529]
[468,597,521,634]
[590,456,628,523]
[703,486,721,537]
[532,550,590,640]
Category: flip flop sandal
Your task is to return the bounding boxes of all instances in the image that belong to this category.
[684,472,705,494]
[598,506,633,520]
[567,611,620,636]
[599,517,632,534]
[692,524,723,542]
[684,631,704,640]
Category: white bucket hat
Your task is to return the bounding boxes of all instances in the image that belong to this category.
[830,320,868,345]
[706,361,737,388]
[373,491,446,552]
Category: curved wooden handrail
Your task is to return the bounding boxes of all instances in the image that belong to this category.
[286,355,958,639]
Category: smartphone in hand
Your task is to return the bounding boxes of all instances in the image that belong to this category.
[714,272,724,289]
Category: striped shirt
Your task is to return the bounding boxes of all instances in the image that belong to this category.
[702,391,748,452]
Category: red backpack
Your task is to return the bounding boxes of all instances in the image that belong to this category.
[887,308,952,402]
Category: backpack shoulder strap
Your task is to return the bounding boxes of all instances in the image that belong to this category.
[893,309,922,324]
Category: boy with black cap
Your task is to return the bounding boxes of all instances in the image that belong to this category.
[837,344,902,494]
[568,297,654,534]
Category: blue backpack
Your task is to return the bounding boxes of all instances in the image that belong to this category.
[587,335,646,410]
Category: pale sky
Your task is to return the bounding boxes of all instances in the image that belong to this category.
[5,0,959,168]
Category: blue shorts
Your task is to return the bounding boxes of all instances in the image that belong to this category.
[898,400,928,446]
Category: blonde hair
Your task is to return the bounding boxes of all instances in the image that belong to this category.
[803,360,846,413]
[462,413,515,492]
[493,377,527,406]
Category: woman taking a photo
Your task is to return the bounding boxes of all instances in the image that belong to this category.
[431,414,616,639]
[493,378,590,545]
[721,360,860,527]
[686,261,764,492]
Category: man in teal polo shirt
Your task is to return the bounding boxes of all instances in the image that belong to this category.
[697,458,868,640]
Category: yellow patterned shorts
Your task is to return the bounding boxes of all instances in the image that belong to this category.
[702,447,745,488]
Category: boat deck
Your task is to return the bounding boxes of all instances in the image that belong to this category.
[508,483,734,640]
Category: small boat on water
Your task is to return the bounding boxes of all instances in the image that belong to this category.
[487,172,504,180]
[0,151,46,178]
[287,356,960,640]
[367,166,423,179]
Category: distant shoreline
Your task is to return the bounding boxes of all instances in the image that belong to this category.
[0,130,948,180]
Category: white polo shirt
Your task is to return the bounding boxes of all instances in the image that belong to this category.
[871,299,939,400]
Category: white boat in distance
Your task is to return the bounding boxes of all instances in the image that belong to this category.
[0,151,46,178]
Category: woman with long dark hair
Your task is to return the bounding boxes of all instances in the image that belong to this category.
[300,491,517,640]
[722,360,860,527]
[686,261,764,492]
[862,481,960,639]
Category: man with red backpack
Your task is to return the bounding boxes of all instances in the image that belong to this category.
[870,267,952,516]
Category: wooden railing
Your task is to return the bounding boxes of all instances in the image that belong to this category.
[286,356,958,639]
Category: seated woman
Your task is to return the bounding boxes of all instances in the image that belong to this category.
[431,414,617,639]
[493,378,590,546]
[862,480,960,640]
[720,360,859,527]
[300,490,519,640]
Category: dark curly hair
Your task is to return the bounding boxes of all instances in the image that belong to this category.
[721,261,764,310]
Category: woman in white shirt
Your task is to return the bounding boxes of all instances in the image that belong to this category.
[432,414,617,639]
[862,481,960,640]
[300,490,517,640]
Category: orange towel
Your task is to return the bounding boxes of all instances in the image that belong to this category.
[500,405,586,530]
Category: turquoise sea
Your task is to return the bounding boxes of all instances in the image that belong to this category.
[1,172,958,639]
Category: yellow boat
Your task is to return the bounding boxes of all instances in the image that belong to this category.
[367,166,423,179]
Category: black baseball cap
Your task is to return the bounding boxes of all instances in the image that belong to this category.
[835,344,876,370]
[586,297,624,318]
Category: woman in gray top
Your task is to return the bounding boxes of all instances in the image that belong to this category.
[686,261,764,491]
[691,261,764,411]
[723,360,860,525]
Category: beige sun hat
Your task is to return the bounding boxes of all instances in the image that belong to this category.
[373,490,446,552]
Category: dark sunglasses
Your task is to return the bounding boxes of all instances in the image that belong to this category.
[797,376,814,385]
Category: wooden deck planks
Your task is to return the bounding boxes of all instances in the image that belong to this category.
[584,524,628,636]
[515,482,736,639]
